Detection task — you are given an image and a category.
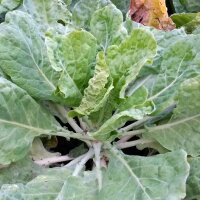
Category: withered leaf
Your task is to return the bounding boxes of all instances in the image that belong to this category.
[129,0,175,31]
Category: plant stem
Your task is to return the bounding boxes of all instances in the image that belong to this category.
[117,135,133,144]
[119,128,146,138]
[116,139,154,149]
[56,105,83,133]
[120,117,150,132]
[79,118,88,130]
[56,130,94,141]
[93,142,102,191]
[34,155,73,166]
[72,148,94,176]
[117,129,146,144]
[64,154,86,168]
[83,116,93,130]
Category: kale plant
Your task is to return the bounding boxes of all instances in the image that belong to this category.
[0,0,199,199]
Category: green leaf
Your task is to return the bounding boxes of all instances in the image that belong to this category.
[69,144,88,158]
[91,106,153,141]
[31,138,60,161]
[0,0,21,14]
[0,78,60,165]
[171,13,197,28]
[145,34,200,108]
[124,18,186,73]
[139,28,186,77]
[111,25,128,46]
[88,96,115,127]
[0,169,97,199]
[44,32,84,106]
[0,184,24,200]
[0,169,71,199]
[173,0,200,13]
[99,147,189,200]
[56,176,97,200]
[23,169,71,199]
[55,70,83,106]
[171,13,200,33]
[45,33,64,72]
[185,157,200,200]
[106,29,157,99]
[0,157,43,187]
[145,76,200,156]
[136,141,168,154]
[0,11,60,101]
[69,0,78,10]
[111,0,129,16]
[69,52,113,117]
[124,22,187,111]
[23,0,71,32]
[90,4,124,48]
[72,0,111,29]
[60,30,97,94]
[118,86,148,111]
[0,68,6,78]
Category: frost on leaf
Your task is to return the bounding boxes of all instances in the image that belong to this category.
[129,0,175,31]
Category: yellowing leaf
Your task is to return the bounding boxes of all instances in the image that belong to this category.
[129,0,175,31]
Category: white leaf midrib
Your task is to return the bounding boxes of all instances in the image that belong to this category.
[149,113,200,132]
[0,118,52,134]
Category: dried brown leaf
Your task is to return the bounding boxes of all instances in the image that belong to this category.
[129,0,175,31]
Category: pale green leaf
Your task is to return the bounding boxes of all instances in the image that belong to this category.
[185,157,200,200]
[55,70,82,106]
[45,33,64,72]
[106,29,157,99]
[31,138,60,161]
[60,30,97,93]
[145,76,200,156]
[136,141,168,154]
[69,51,113,117]
[23,169,71,199]
[99,148,189,200]
[125,18,186,75]
[0,184,24,200]
[90,4,124,48]
[0,168,71,199]
[88,96,115,127]
[0,0,21,14]
[72,0,110,29]
[111,0,129,16]
[56,176,97,200]
[126,19,188,112]
[0,169,97,200]
[173,0,200,13]
[0,11,60,101]
[45,33,83,106]
[23,0,71,32]
[0,157,43,187]
[145,35,200,108]
[0,11,81,105]
[140,28,186,77]
[118,86,148,111]
[111,25,128,46]
[91,106,153,141]
[0,77,60,165]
